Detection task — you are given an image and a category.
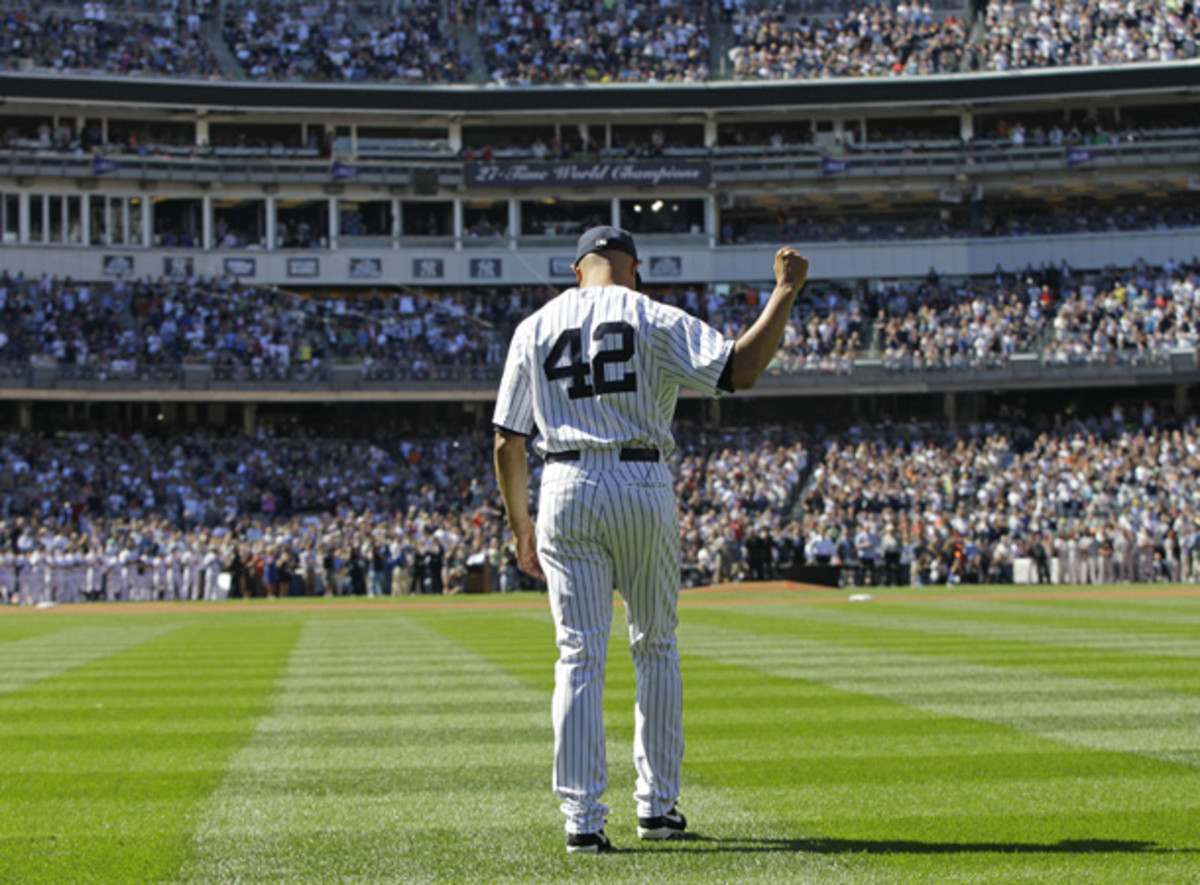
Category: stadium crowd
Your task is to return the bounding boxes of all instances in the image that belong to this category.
[0,7,222,78]
[726,0,1198,81]
[876,258,1200,371]
[671,257,1200,374]
[0,426,503,602]
[800,407,1200,587]
[721,202,1200,246]
[0,273,518,382]
[3,408,1199,605]
[727,0,969,79]
[978,0,1200,71]
[2,258,1199,379]
[0,424,808,602]
[4,0,1197,84]
[220,0,468,83]
[476,0,710,84]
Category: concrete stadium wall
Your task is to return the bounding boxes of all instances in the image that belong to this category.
[0,228,1195,287]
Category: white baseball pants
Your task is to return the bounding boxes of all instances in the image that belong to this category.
[537,452,683,835]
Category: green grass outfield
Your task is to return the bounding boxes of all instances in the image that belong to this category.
[1,582,1198,884]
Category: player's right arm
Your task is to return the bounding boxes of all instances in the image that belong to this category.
[492,321,544,580]
[726,247,809,390]
[494,429,543,580]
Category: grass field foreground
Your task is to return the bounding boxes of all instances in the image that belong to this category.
[1,583,1198,883]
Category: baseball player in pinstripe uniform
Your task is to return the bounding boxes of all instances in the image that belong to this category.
[494,226,808,853]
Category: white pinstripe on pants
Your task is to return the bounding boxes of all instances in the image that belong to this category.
[538,452,682,835]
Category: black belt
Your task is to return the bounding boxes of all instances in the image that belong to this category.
[545,447,660,463]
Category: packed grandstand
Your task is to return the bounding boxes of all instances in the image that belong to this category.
[1,0,1198,602]
[3,408,1198,603]
[1,0,1196,83]
[2,258,1198,378]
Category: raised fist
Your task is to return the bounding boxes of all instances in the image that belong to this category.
[774,247,809,294]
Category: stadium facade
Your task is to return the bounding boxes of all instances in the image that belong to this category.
[1,61,1199,427]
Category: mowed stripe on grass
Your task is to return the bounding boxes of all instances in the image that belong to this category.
[0,625,178,695]
[2,588,1199,883]
[176,616,559,883]
[0,618,299,884]
[797,600,1200,659]
[180,611,852,884]
[704,598,1200,694]
[415,609,855,883]
[678,596,1200,882]
[682,604,1200,767]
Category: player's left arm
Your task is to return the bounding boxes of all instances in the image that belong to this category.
[494,429,544,580]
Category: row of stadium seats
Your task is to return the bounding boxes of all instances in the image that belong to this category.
[2,0,1196,84]
[728,0,969,79]
[0,7,221,78]
[0,274,516,381]
[221,0,469,83]
[1,259,1196,377]
[2,409,1197,603]
[7,117,1195,162]
[786,409,1198,587]
[722,201,1200,246]
[476,0,710,85]
[729,0,1200,81]
[978,0,1200,71]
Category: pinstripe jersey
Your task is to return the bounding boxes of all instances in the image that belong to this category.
[493,285,732,455]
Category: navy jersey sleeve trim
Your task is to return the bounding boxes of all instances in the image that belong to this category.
[493,422,534,438]
[716,348,736,394]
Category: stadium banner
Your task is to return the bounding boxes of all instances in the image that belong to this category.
[648,256,682,277]
[224,257,257,278]
[821,156,851,176]
[93,155,122,176]
[1065,147,1094,167]
[549,257,575,278]
[331,161,361,181]
[164,257,193,279]
[470,257,503,279]
[102,255,134,276]
[287,257,319,278]
[464,161,711,188]
[778,563,841,588]
[349,257,382,279]
[413,257,445,279]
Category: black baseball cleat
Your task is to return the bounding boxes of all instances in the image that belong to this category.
[637,806,687,840]
[566,830,615,854]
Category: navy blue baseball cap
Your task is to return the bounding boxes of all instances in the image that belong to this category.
[575,225,638,264]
